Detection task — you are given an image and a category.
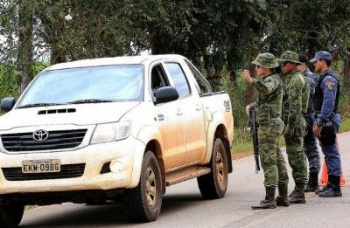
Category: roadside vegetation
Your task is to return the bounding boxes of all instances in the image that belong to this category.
[1,1,350,153]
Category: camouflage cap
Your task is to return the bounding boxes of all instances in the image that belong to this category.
[251,53,279,68]
[278,50,301,64]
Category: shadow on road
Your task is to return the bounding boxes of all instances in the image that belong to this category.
[20,194,203,227]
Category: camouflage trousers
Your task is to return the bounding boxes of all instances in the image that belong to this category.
[258,119,289,188]
[284,133,308,186]
[304,113,321,174]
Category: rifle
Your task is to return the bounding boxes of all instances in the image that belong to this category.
[247,106,260,173]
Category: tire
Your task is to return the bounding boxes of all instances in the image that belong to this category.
[124,151,162,222]
[0,202,25,228]
[197,138,228,199]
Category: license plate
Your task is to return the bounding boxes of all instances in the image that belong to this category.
[22,159,61,173]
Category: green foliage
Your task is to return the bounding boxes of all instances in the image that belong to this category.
[1,0,350,154]
[0,64,18,99]
[33,62,49,74]
[220,70,249,128]
[338,90,350,119]
[231,127,253,153]
[0,62,49,100]
[34,0,138,63]
[340,117,350,132]
[221,72,253,153]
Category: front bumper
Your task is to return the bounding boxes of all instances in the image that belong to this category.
[0,138,145,195]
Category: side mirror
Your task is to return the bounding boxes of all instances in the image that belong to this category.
[1,97,16,112]
[155,86,179,104]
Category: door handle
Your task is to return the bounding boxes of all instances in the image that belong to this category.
[157,114,165,121]
[176,109,182,116]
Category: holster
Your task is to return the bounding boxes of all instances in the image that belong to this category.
[319,121,336,146]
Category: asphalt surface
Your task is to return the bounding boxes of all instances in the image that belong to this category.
[20,132,350,228]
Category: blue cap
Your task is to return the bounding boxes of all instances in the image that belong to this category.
[310,51,332,63]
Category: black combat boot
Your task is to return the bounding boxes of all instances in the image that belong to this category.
[319,176,342,197]
[252,187,277,210]
[305,172,320,193]
[276,185,290,206]
[289,184,306,204]
[315,182,331,194]
[317,175,335,194]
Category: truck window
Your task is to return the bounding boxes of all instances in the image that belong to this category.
[165,63,190,98]
[184,59,212,95]
[150,65,168,96]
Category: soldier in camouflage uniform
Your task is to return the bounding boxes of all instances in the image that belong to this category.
[279,51,309,204]
[243,53,289,210]
[298,54,321,192]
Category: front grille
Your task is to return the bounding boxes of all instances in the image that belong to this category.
[2,163,85,181]
[1,129,87,152]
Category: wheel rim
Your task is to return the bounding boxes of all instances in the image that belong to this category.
[215,150,225,188]
[145,167,157,207]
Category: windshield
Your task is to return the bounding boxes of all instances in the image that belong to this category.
[17,65,144,108]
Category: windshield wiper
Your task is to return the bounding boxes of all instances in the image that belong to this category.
[68,99,113,104]
[18,103,65,109]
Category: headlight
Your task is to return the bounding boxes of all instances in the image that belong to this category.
[90,122,131,144]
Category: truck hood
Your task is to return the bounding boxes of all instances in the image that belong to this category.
[0,102,140,130]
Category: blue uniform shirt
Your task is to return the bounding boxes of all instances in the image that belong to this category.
[315,69,341,127]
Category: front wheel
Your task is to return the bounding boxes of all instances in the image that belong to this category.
[124,151,162,222]
[0,201,25,228]
[197,138,228,199]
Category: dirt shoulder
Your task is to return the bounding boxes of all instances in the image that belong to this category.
[231,151,253,160]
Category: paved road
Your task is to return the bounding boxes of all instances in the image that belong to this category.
[20,132,350,228]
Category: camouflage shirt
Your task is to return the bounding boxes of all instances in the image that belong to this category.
[251,73,283,125]
[282,70,309,128]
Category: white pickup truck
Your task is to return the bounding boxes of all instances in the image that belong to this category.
[0,54,233,226]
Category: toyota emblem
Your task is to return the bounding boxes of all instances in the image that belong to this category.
[33,129,49,142]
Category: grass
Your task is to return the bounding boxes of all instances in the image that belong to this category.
[232,127,253,153]
[232,115,350,154]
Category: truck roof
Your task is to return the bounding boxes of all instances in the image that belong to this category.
[45,54,186,71]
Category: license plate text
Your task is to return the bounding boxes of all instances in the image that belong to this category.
[22,159,61,173]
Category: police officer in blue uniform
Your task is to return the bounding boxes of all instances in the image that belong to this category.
[310,51,342,197]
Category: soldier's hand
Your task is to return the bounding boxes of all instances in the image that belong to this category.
[313,124,322,138]
[245,105,250,115]
[242,70,253,84]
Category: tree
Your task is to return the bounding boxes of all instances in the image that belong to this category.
[35,0,137,63]
[2,0,350,124]
[18,0,34,92]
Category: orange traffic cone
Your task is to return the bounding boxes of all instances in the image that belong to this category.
[319,162,328,186]
[319,161,346,187]
[340,171,346,187]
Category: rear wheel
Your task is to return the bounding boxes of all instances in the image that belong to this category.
[0,201,25,228]
[198,138,228,199]
[124,151,162,222]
